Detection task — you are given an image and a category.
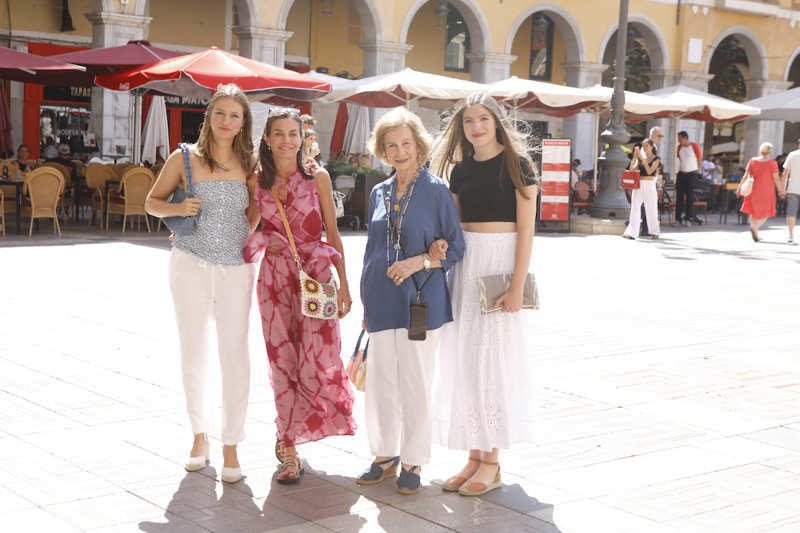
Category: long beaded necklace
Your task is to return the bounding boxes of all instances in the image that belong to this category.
[384,168,421,265]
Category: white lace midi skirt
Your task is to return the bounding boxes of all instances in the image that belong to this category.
[433,231,534,451]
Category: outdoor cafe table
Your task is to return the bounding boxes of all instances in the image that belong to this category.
[0,179,23,234]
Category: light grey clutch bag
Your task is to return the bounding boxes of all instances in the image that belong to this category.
[478,273,540,314]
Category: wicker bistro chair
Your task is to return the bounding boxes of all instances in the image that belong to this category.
[1,163,21,218]
[21,167,65,236]
[0,160,20,180]
[40,161,74,219]
[0,189,5,236]
[107,167,154,232]
[85,163,119,227]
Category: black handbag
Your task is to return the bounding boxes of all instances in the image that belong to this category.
[162,143,197,236]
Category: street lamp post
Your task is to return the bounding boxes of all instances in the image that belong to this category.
[591,0,631,220]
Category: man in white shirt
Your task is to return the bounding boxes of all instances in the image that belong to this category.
[701,155,715,182]
[781,139,800,243]
[676,131,702,226]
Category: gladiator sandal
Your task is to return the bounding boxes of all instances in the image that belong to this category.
[275,440,288,464]
[276,445,304,485]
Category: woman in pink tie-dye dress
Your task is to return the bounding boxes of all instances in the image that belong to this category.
[244,110,356,484]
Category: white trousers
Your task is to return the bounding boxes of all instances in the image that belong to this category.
[169,248,255,445]
[624,179,660,237]
[365,327,440,466]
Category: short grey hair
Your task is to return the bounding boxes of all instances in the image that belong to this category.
[649,126,663,138]
[759,142,773,155]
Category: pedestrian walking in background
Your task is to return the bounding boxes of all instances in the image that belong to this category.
[145,84,259,484]
[357,107,464,495]
[676,131,702,226]
[243,109,356,484]
[623,139,661,240]
[431,93,538,497]
[780,138,800,243]
[740,142,784,242]
[639,126,665,236]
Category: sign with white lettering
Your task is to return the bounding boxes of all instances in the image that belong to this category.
[540,139,570,221]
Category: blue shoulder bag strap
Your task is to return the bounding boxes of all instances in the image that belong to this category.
[179,143,193,196]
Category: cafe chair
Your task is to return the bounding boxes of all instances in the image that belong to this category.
[114,163,137,178]
[21,167,65,237]
[41,161,73,220]
[571,181,592,215]
[0,160,20,180]
[658,188,676,225]
[85,163,118,227]
[0,189,5,236]
[107,167,154,232]
[1,174,19,220]
[692,191,708,224]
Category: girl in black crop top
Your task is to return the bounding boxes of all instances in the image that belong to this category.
[427,93,539,496]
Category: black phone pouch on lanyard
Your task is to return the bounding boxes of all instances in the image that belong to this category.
[409,301,428,341]
[408,274,432,341]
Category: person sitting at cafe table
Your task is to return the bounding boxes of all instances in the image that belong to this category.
[47,144,78,180]
[10,144,36,173]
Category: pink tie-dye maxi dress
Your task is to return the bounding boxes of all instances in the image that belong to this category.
[244,171,356,446]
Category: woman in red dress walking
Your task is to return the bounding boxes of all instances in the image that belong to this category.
[740,142,784,241]
[244,110,356,484]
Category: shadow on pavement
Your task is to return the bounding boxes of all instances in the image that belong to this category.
[138,469,310,533]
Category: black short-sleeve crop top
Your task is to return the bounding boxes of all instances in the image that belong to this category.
[449,152,538,223]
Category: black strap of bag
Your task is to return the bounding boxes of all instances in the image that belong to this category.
[352,328,369,362]
[399,242,434,341]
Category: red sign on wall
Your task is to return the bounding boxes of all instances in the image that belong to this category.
[540,139,571,221]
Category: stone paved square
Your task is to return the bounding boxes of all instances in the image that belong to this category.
[1,219,799,532]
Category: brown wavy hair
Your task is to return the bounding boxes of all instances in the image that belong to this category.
[195,84,255,173]
[259,110,313,190]
[433,92,537,199]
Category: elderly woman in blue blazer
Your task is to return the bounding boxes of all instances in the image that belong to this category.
[356,107,465,495]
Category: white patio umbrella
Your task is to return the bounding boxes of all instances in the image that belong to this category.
[308,70,356,91]
[320,68,488,108]
[644,85,760,122]
[141,95,169,165]
[744,86,800,122]
[341,102,370,156]
[488,76,607,115]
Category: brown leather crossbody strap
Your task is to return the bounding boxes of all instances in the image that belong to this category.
[270,187,301,264]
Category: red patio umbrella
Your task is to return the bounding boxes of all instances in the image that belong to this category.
[0,82,13,156]
[48,40,184,85]
[94,47,331,101]
[0,46,86,85]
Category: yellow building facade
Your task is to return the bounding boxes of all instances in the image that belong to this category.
[3,0,800,163]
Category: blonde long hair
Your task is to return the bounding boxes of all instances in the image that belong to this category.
[195,84,255,173]
[434,93,537,199]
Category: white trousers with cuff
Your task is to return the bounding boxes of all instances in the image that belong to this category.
[624,179,660,237]
[169,248,255,446]
[365,327,440,466]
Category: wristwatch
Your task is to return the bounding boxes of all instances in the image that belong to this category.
[422,253,431,272]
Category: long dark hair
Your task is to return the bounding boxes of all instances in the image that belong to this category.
[259,110,313,190]
[195,84,255,173]
[434,93,536,199]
